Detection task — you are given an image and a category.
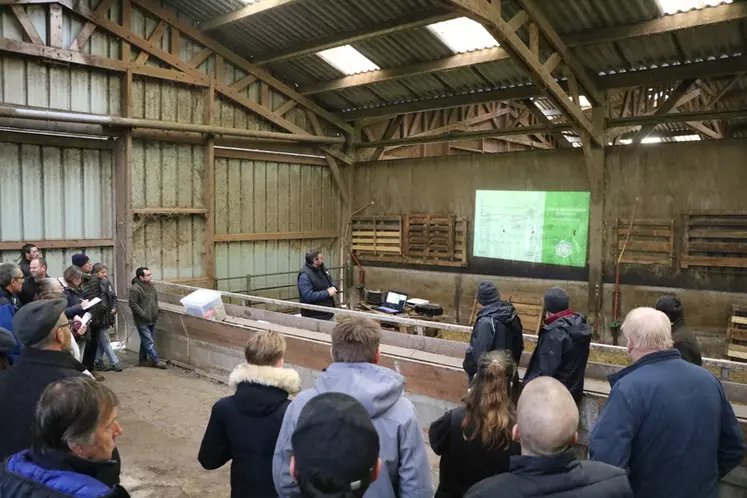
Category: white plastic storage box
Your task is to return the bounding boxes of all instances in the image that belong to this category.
[180,289,227,321]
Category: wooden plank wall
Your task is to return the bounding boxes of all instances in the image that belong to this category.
[0,141,114,275]
[214,157,342,299]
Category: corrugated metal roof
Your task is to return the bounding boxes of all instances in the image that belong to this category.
[161,0,747,115]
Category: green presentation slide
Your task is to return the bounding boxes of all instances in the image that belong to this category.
[473,190,591,267]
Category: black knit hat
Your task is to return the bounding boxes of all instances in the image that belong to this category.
[292,392,380,494]
[477,281,500,306]
[12,298,68,347]
[544,287,570,314]
[72,253,90,268]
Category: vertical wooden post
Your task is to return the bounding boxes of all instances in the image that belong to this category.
[114,132,133,297]
[48,4,63,48]
[204,78,216,288]
[121,0,131,62]
[114,68,133,297]
[583,96,608,338]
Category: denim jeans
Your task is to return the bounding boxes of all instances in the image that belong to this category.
[136,324,159,362]
[95,328,120,366]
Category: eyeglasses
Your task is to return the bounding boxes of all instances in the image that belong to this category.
[57,321,74,331]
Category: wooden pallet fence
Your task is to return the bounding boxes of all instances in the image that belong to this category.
[682,212,747,270]
[352,214,468,268]
[351,216,403,257]
[405,213,456,259]
[727,306,747,362]
[615,218,674,265]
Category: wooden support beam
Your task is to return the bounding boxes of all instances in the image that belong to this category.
[520,99,572,148]
[114,132,132,296]
[260,82,270,108]
[254,9,458,65]
[633,79,697,143]
[204,78,215,289]
[215,54,224,84]
[518,0,602,105]
[11,5,43,44]
[128,0,353,135]
[301,47,508,95]
[188,47,212,68]
[133,20,167,65]
[274,99,298,117]
[69,18,97,51]
[214,147,327,166]
[133,208,209,215]
[48,3,63,48]
[0,239,114,251]
[369,115,404,161]
[0,36,202,85]
[444,0,603,145]
[325,155,350,206]
[199,0,300,31]
[121,0,131,62]
[214,231,339,243]
[170,26,180,57]
[229,74,257,92]
[565,2,747,47]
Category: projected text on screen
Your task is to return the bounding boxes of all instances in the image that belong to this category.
[473,190,591,267]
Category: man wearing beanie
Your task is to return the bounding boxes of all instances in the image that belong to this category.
[463,281,524,386]
[524,287,591,403]
[72,253,106,380]
[0,299,90,460]
[290,392,382,498]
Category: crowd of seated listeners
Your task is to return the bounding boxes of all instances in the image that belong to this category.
[0,274,744,498]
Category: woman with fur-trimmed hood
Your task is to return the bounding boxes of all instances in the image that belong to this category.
[198,330,301,498]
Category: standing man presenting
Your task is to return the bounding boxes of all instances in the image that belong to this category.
[297,249,337,321]
[129,267,166,369]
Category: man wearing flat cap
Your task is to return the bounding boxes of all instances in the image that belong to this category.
[291,392,381,498]
[0,299,91,461]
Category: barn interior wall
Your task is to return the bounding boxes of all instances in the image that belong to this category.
[353,140,747,351]
[0,0,346,293]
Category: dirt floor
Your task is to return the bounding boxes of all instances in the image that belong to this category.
[106,352,439,497]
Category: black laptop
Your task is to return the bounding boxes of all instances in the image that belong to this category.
[376,291,408,314]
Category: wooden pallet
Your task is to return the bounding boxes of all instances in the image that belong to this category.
[351,216,403,257]
[355,214,468,268]
[504,291,544,335]
[682,212,747,269]
[405,214,456,259]
[616,218,674,265]
[727,305,747,361]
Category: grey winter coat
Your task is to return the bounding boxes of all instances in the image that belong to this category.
[272,362,433,498]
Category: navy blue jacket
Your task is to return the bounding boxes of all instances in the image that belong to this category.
[0,288,20,364]
[0,450,128,498]
[466,451,632,498]
[297,264,336,320]
[463,301,524,383]
[589,350,745,498]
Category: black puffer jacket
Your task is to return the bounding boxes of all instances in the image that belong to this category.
[466,451,632,498]
[198,363,301,498]
[463,301,524,382]
[524,311,591,403]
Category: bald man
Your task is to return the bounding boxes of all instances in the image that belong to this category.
[466,377,632,498]
[590,308,744,498]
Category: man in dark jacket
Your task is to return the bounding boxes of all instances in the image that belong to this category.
[0,262,23,364]
[524,287,591,403]
[199,330,301,498]
[18,257,50,306]
[466,377,632,498]
[0,377,128,498]
[297,249,337,320]
[128,267,166,369]
[590,307,745,498]
[463,281,523,384]
[655,295,702,365]
[73,253,108,376]
[0,299,91,461]
[17,243,39,278]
